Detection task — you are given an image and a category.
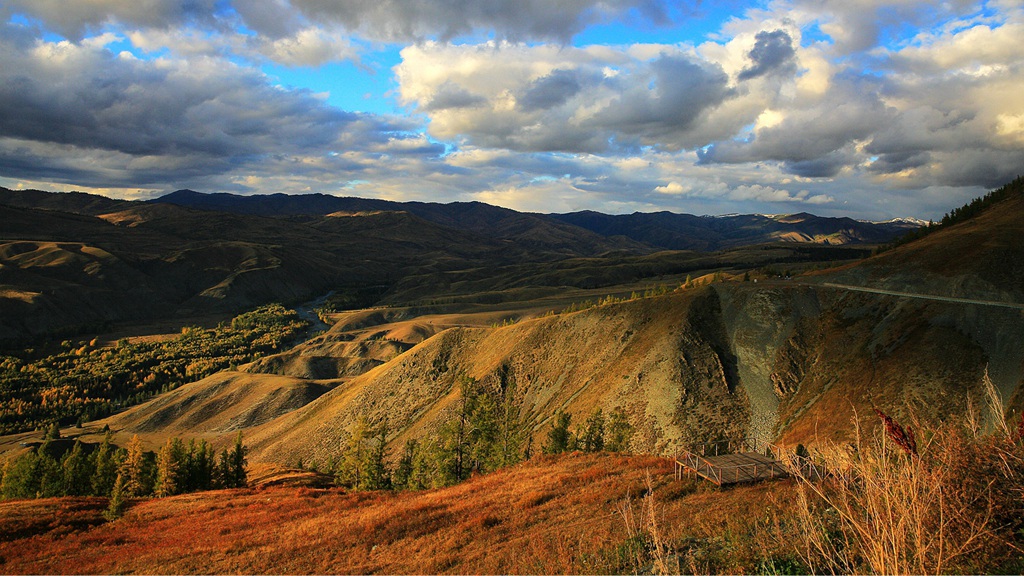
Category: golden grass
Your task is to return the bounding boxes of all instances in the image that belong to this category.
[791,413,1024,574]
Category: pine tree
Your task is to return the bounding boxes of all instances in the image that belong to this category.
[188,439,215,491]
[1,451,40,499]
[230,431,247,488]
[36,448,64,498]
[337,417,369,489]
[360,421,390,491]
[91,432,120,496]
[409,439,435,490]
[61,440,93,496]
[496,382,528,468]
[216,448,232,488]
[155,437,186,497]
[104,473,128,520]
[606,408,634,452]
[467,382,499,474]
[393,439,417,490]
[579,409,606,452]
[544,412,574,454]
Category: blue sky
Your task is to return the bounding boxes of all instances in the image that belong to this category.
[1,0,1022,220]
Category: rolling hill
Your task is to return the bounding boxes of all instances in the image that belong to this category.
[66,178,1023,467]
[551,210,921,251]
[0,186,900,341]
[156,188,917,252]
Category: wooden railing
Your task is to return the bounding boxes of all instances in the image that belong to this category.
[675,437,828,485]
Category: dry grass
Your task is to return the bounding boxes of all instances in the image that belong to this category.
[6,425,1013,574]
[791,411,1024,574]
[0,452,804,574]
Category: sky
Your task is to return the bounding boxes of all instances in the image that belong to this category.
[1,0,1022,220]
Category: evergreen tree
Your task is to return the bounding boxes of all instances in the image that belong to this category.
[155,437,186,497]
[496,382,528,468]
[466,381,500,473]
[1,451,39,499]
[61,440,93,496]
[579,409,606,452]
[408,439,434,490]
[91,432,120,496]
[35,449,64,497]
[435,404,470,486]
[606,408,634,453]
[216,448,232,488]
[544,412,574,454]
[230,431,247,488]
[360,421,390,491]
[104,473,128,520]
[337,417,369,489]
[393,439,417,490]
[188,439,215,491]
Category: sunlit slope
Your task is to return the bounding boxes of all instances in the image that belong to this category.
[98,372,332,449]
[241,288,747,466]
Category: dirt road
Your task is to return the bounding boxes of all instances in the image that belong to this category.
[820,282,1024,310]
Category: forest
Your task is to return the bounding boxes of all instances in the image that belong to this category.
[0,304,308,434]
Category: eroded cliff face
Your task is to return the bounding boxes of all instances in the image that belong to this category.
[722,284,1022,445]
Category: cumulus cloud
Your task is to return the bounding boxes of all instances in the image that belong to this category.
[517,69,584,112]
[397,42,740,153]
[698,75,890,172]
[4,0,1024,221]
[0,24,413,190]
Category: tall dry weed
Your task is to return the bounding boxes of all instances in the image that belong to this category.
[615,470,677,574]
[982,365,1010,437]
[791,408,1024,574]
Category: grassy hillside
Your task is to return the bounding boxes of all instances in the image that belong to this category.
[2,423,1022,575]
[0,453,803,574]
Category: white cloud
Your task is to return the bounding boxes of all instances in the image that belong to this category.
[395,41,768,153]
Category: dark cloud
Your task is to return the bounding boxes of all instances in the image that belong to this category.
[290,0,678,42]
[0,25,415,189]
[591,55,733,148]
[866,151,932,174]
[4,0,223,39]
[738,29,795,81]
[783,148,856,178]
[518,69,582,112]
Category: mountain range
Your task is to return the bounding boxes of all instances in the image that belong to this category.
[0,187,917,341]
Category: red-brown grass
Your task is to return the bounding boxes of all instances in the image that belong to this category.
[0,452,804,574]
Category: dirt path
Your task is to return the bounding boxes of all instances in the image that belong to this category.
[819,283,1024,309]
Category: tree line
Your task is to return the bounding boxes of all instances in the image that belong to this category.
[0,426,247,518]
[302,377,634,492]
[882,175,1024,251]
